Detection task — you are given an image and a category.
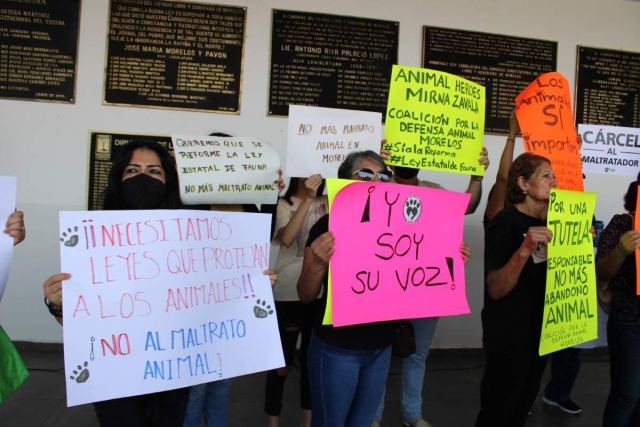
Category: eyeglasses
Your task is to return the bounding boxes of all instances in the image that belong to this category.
[352,168,393,183]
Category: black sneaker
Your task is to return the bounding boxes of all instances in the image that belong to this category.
[542,397,582,414]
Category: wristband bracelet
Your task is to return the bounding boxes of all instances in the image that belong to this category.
[44,297,63,318]
[506,138,516,143]
[473,176,483,182]
[615,245,630,258]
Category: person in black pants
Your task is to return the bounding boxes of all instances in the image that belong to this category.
[476,153,556,427]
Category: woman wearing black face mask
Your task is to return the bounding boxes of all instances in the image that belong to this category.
[42,140,191,427]
[103,139,182,211]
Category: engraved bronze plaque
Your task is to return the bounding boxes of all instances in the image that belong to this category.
[422,26,557,134]
[575,45,640,127]
[0,0,80,103]
[104,0,246,113]
[268,9,399,117]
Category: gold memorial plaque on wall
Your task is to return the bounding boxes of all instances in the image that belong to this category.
[575,45,640,127]
[422,26,557,134]
[268,9,399,118]
[0,0,80,103]
[103,0,246,113]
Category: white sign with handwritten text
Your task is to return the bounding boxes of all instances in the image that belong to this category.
[172,135,281,205]
[286,106,382,178]
[60,210,284,406]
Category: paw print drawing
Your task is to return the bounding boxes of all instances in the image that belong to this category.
[522,132,531,143]
[404,196,422,223]
[253,299,274,318]
[69,361,90,383]
[60,226,79,247]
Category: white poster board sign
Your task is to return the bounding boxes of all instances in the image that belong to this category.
[172,136,281,205]
[60,210,284,406]
[579,124,640,177]
[286,106,382,178]
[0,176,17,303]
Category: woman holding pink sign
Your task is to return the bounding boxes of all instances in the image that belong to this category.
[298,150,397,427]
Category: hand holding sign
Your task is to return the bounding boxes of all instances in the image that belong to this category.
[328,179,471,327]
[310,232,335,266]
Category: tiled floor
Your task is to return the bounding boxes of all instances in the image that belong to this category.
[0,345,610,426]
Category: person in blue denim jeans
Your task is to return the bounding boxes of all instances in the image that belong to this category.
[373,142,487,427]
[596,180,640,427]
[298,151,397,427]
[182,380,233,427]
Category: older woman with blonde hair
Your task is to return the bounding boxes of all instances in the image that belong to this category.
[476,152,557,427]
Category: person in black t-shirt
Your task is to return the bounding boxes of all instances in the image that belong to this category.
[297,150,396,427]
[475,153,557,427]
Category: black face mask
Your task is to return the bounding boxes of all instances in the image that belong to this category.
[393,166,420,180]
[121,174,166,210]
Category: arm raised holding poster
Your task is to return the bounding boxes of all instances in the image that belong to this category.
[515,72,583,191]
[476,153,557,424]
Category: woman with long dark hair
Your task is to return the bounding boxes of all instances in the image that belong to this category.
[596,180,640,426]
[264,174,326,427]
[44,140,191,426]
[43,140,277,426]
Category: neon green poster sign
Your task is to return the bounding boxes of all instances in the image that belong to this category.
[384,65,486,176]
[321,178,352,325]
[540,189,598,356]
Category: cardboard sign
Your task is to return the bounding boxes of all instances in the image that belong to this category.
[172,135,281,205]
[579,124,640,177]
[384,65,486,176]
[0,176,17,303]
[286,106,382,178]
[60,210,284,406]
[327,179,471,327]
[540,189,598,355]
[516,73,583,191]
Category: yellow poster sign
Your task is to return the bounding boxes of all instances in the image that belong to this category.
[540,189,598,356]
[384,65,486,176]
[322,178,353,325]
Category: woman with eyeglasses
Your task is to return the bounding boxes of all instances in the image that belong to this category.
[297,150,396,427]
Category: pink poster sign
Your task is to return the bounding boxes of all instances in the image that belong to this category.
[329,182,471,327]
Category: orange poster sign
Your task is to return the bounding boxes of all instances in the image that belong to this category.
[515,72,584,191]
